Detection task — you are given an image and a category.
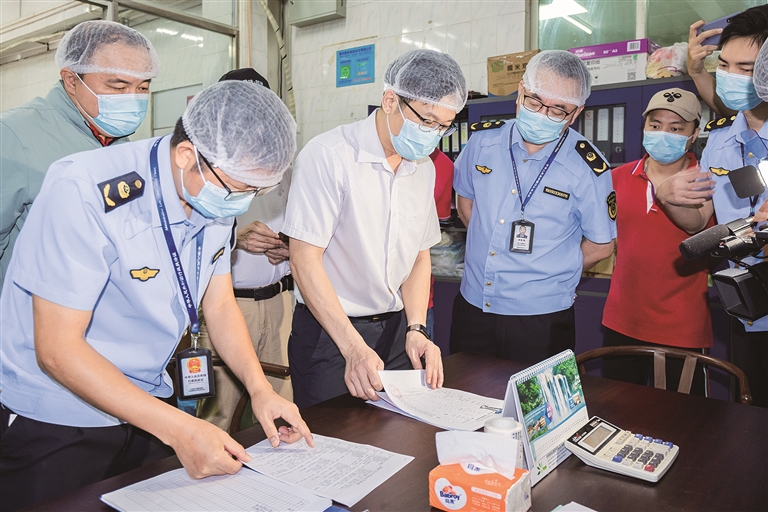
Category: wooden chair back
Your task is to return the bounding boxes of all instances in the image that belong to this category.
[575,346,752,405]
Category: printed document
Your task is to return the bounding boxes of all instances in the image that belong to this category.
[245,434,413,507]
[100,467,331,512]
[368,369,503,431]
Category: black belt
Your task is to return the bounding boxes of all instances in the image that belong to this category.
[234,274,293,301]
[295,302,400,323]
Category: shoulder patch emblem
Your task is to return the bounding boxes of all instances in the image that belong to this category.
[607,191,617,220]
[543,186,570,200]
[704,115,737,132]
[98,171,144,213]
[469,120,505,132]
[575,140,610,177]
[710,167,729,176]
[212,247,225,264]
[130,267,159,281]
[476,165,493,174]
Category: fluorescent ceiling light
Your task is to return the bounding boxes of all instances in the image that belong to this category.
[181,33,204,42]
[563,15,593,34]
[539,0,587,21]
[155,28,178,36]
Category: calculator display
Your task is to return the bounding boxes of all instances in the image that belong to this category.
[581,424,612,451]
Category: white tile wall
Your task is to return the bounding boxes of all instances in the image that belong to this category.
[291,0,527,149]
[0,52,59,111]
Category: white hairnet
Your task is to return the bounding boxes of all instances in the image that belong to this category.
[755,38,768,102]
[522,50,592,106]
[55,20,159,79]
[384,49,468,113]
[182,81,296,187]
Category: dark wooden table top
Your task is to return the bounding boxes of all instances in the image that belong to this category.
[32,353,768,512]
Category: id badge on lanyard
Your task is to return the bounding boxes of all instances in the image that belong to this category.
[508,128,567,254]
[149,138,215,400]
[176,337,215,400]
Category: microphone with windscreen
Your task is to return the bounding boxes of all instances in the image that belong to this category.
[679,223,732,260]
[680,217,766,260]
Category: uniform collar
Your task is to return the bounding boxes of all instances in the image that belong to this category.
[155,135,193,227]
[735,112,768,145]
[356,109,418,175]
[510,120,572,165]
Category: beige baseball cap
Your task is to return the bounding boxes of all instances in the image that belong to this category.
[642,88,701,122]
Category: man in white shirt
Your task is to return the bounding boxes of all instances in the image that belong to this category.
[197,69,294,430]
[283,50,467,408]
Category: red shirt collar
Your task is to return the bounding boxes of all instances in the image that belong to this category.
[85,121,117,147]
[632,152,697,178]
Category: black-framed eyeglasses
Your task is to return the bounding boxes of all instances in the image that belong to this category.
[521,94,578,123]
[197,152,280,200]
[399,98,457,137]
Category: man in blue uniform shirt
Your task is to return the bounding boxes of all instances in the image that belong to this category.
[0,81,312,510]
[451,50,616,363]
[0,20,160,289]
[657,6,768,407]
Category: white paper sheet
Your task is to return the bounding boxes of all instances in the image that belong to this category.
[369,370,504,431]
[100,467,331,512]
[245,434,413,507]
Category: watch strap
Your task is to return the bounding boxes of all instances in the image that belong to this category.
[406,323,430,340]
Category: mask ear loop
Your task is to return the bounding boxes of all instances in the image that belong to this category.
[180,146,206,199]
[192,146,207,180]
[71,73,100,124]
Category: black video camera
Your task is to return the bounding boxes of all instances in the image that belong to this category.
[680,159,768,321]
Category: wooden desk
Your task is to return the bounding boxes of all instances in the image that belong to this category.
[32,353,767,512]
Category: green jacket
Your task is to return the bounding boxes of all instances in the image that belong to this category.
[0,81,128,288]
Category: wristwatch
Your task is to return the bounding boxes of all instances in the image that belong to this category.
[406,323,431,340]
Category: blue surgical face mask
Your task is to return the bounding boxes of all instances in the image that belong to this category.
[387,104,442,161]
[182,151,254,219]
[643,130,692,165]
[77,74,149,137]
[515,106,568,145]
[716,68,762,112]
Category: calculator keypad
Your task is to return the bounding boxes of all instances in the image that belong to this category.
[596,430,678,477]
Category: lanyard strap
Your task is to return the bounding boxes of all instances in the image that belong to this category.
[149,138,204,340]
[509,127,569,219]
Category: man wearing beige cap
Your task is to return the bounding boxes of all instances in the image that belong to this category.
[601,88,713,394]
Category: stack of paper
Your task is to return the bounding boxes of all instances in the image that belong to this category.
[367,370,504,431]
[101,469,331,512]
[102,435,413,511]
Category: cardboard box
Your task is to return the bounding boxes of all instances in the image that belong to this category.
[429,463,531,512]
[569,39,659,86]
[487,50,540,97]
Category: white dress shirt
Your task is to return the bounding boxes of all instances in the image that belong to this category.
[283,111,441,317]
[230,169,292,289]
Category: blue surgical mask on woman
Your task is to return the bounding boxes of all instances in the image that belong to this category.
[387,104,442,161]
[182,151,254,219]
[515,106,567,145]
[643,130,692,164]
[77,74,149,137]
[716,68,762,112]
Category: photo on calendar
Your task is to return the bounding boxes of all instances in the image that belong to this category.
[516,357,585,444]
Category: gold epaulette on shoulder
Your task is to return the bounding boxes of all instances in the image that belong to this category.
[704,115,737,132]
[97,171,145,213]
[575,140,610,177]
[469,120,505,132]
